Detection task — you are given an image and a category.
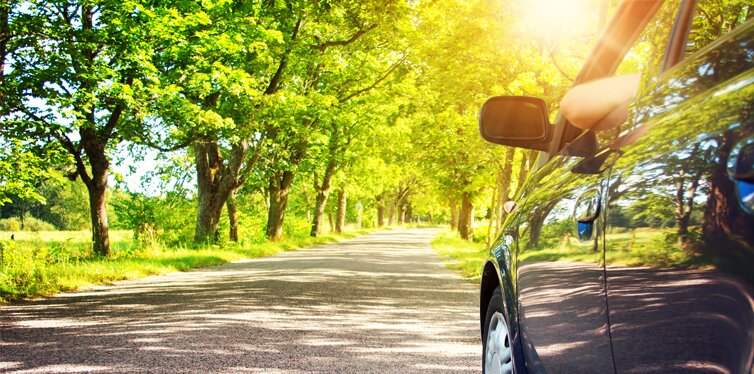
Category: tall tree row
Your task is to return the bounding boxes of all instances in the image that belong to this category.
[1,0,613,249]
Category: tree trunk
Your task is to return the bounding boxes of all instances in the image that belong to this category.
[81,149,111,257]
[80,129,111,257]
[87,180,110,256]
[266,170,296,241]
[675,175,701,248]
[674,145,703,248]
[194,136,253,243]
[405,203,413,224]
[376,194,386,227]
[66,7,112,257]
[311,161,336,237]
[387,200,395,225]
[392,184,412,225]
[19,205,25,231]
[458,192,474,240]
[529,211,545,249]
[528,201,558,249]
[702,132,754,260]
[450,200,459,231]
[512,149,536,198]
[497,147,516,233]
[194,141,225,243]
[335,190,346,233]
[328,213,335,232]
[487,177,499,247]
[227,191,239,242]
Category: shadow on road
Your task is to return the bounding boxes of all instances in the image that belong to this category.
[0,229,480,373]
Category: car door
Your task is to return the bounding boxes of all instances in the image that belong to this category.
[604,3,754,372]
[512,2,683,372]
[515,153,615,373]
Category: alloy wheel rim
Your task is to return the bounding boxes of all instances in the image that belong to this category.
[485,311,513,374]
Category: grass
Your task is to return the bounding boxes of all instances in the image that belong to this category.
[428,227,716,286]
[431,229,487,282]
[518,227,710,269]
[0,228,379,302]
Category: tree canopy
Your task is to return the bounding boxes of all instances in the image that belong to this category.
[0,0,615,252]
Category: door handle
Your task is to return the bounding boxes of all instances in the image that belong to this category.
[573,189,601,241]
[727,135,754,214]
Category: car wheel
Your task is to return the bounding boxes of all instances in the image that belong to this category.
[483,286,513,374]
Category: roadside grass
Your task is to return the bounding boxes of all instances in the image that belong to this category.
[0,229,379,302]
[428,227,715,286]
[519,227,710,268]
[431,229,487,282]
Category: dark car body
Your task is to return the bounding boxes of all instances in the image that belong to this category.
[480,1,754,373]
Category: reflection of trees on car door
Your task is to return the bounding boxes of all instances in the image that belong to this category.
[604,5,754,372]
[515,154,613,373]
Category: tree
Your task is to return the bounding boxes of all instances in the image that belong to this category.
[1,1,194,255]
[258,0,410,241]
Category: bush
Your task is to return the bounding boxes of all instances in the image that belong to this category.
[0,217,20,231]
[0,216,56,231]
[0,240,57,300]
[23,216,57,231]
[283,215,312,241]
[110,193,195,247]
[471,226,488,243]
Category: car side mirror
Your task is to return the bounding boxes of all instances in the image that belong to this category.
[479,96,552,151]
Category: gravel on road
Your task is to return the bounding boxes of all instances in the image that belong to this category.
[1,228,481,373]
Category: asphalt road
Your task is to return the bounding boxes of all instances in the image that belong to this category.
[0,228,481,373]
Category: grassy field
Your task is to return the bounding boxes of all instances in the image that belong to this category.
[0,229,381,302]
[431,229,488,282]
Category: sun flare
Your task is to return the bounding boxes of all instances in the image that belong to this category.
[514,0,603,43]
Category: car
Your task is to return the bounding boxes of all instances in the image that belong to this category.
[478,1,754,373]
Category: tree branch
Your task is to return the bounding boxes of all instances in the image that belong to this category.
[99,103,124,145]
[235,132,267,188]
[147,138,195,152]
[53,132,92,186]
[265,18,302,95]
[311,24,378,52]
[338,54,406,102]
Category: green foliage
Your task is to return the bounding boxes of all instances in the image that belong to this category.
[431,229,487,281]
[0,140,66,206]
[541,219,573,239]
[470,225,490,244]
[282,215,312,241]
[110,193,195,246]
[0,0,650,295]
[44,181,91,230]
[0,217,56,232]
[13,180,91,230]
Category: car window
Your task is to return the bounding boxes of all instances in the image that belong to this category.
[604,0,754,148]
[684,0,754,58]
[593,0,682,149]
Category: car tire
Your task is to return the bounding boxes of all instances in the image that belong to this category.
[483,286,514,374]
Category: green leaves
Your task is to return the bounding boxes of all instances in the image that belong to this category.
[0,0,630,244]
[0,140,67,206]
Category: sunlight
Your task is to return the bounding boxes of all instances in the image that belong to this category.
[514,0,600,44]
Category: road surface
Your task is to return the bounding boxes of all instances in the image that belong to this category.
[1,228,481,373]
